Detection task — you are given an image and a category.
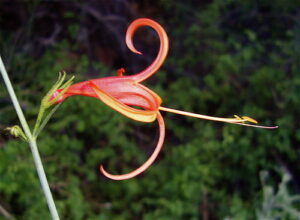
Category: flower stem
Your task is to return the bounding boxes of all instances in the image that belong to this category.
[0,56,60,220]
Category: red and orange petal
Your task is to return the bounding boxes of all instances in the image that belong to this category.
[89,81,158,123]
[126,18,169,82]
[52,77,162,109]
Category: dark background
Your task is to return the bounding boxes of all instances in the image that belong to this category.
[1,0,300,219]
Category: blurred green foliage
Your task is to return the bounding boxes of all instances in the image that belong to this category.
[1,0,300,219]
[256,170,300,220]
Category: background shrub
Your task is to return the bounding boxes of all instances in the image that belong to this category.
[1,0,300,219]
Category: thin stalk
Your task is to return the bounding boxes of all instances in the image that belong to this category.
[159,106,278,129]
[0,56,60,220]
[159,106,245,123]
[33,107,46,135]
[34,103,61,138]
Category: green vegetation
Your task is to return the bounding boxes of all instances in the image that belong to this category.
[1,0,300,219]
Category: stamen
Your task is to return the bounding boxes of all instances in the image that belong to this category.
[159,106,246,123]
[231,123,278,129]
[242,116,258,124]
[159,106,278,129]
[235,115,258,124]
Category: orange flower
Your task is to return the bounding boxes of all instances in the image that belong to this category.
[51,18,277,180]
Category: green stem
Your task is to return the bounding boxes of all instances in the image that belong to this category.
[33,107,46,136]
[0,56,60,220]
[34,103,62,138]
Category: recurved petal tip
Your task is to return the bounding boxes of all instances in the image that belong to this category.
[100,165,130,181]
[99,113,165,180]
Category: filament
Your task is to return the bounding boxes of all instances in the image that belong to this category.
[159,106,278,129]
[159,106,246,123]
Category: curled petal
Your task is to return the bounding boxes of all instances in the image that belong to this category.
[100,112,165,180]
[90,81,157,123]
[126,18,169,82]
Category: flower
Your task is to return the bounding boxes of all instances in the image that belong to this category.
[51,18,277,180]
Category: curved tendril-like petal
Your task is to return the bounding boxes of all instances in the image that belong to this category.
[126,18,169,82]
[100,112,165,180]
[89,81,157,123]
